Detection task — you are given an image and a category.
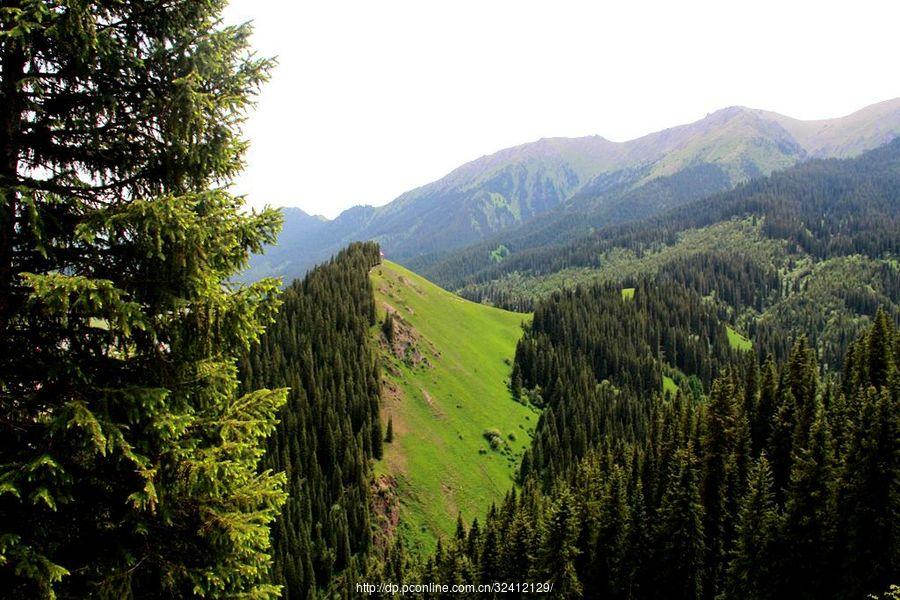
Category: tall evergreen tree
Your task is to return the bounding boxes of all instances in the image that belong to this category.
[778,400,836,599]
[833,384,899,597]
[653,447,706,600]
[766,382,796,502]
[701,375,738,598]
[866,308,897,390]
[537,488,582,598]
[753,356,779,456]
[588,465,630,599]
[724,456,780,600]
[0,2,286,597]
[785,338,819,450]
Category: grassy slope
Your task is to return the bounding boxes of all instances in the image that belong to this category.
[371,261,534,553]
[662,374,678,395]
[726,325,753,351]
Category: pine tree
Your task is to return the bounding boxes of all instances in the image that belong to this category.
[743,353,759,421]
[653,446,706,600]
[386,416,395,443]
[500,507,535,584]
[701,375,738,598]
[624,480,650,599]
[866,308,897,390]
[778,400,835,599]
[0,2,287,597]
[382,312,395,344]
[479,520,501,584]
[455,512,467,543]
[786,338,819,448]
[537,488,582,598]
[753,356,779,456]
[834,384,899,597]
[588,465,630,599]
[766,381,797,503]
[466,517,482,563]
[724,456,780,600]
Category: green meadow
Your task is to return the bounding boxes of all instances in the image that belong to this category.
[726,325,753,351]
[372,261,534,553]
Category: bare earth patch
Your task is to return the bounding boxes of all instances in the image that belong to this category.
[380,301,432,368]
[420,388,445,419]
[380,385,409,474]
[371,474,400,550]
[397,275,424,296]
[440,481,459,518]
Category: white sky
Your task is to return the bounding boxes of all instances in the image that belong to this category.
[223,0,900,219]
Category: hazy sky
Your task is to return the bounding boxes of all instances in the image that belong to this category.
[223,0,900,218]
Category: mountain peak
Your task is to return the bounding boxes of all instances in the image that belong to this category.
[759,97,900,157]
[708,105,755,117]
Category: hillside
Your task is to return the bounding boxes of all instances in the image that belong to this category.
[238,244,384,596]
[410,101,900,284]
[242,98,900,284]
[441,140,900,369]
[763,97,900,157]
[370,261,533,553]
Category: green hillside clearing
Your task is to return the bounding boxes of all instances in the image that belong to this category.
[371,261,533,553]
[662,374,678,395]
[726,325,752,351]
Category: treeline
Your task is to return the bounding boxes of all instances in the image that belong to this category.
[392,312,899,599]
[459,284,537,313]
[466,252,900,373]
[240,242,383,598]
[464,249,784,318]
[654,251,781,316]
[459,238,784,315]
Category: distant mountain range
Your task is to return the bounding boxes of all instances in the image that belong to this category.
[241,98,900,284]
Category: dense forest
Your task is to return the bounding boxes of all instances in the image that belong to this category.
[510,280,746,482]
[239,242,383,598]
[386,313,899,600]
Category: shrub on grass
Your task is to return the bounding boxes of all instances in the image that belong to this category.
[482,428,504,451]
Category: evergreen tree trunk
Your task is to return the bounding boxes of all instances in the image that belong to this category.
[0,41,24,335]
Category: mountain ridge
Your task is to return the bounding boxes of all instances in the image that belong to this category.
[243,98,900,284]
